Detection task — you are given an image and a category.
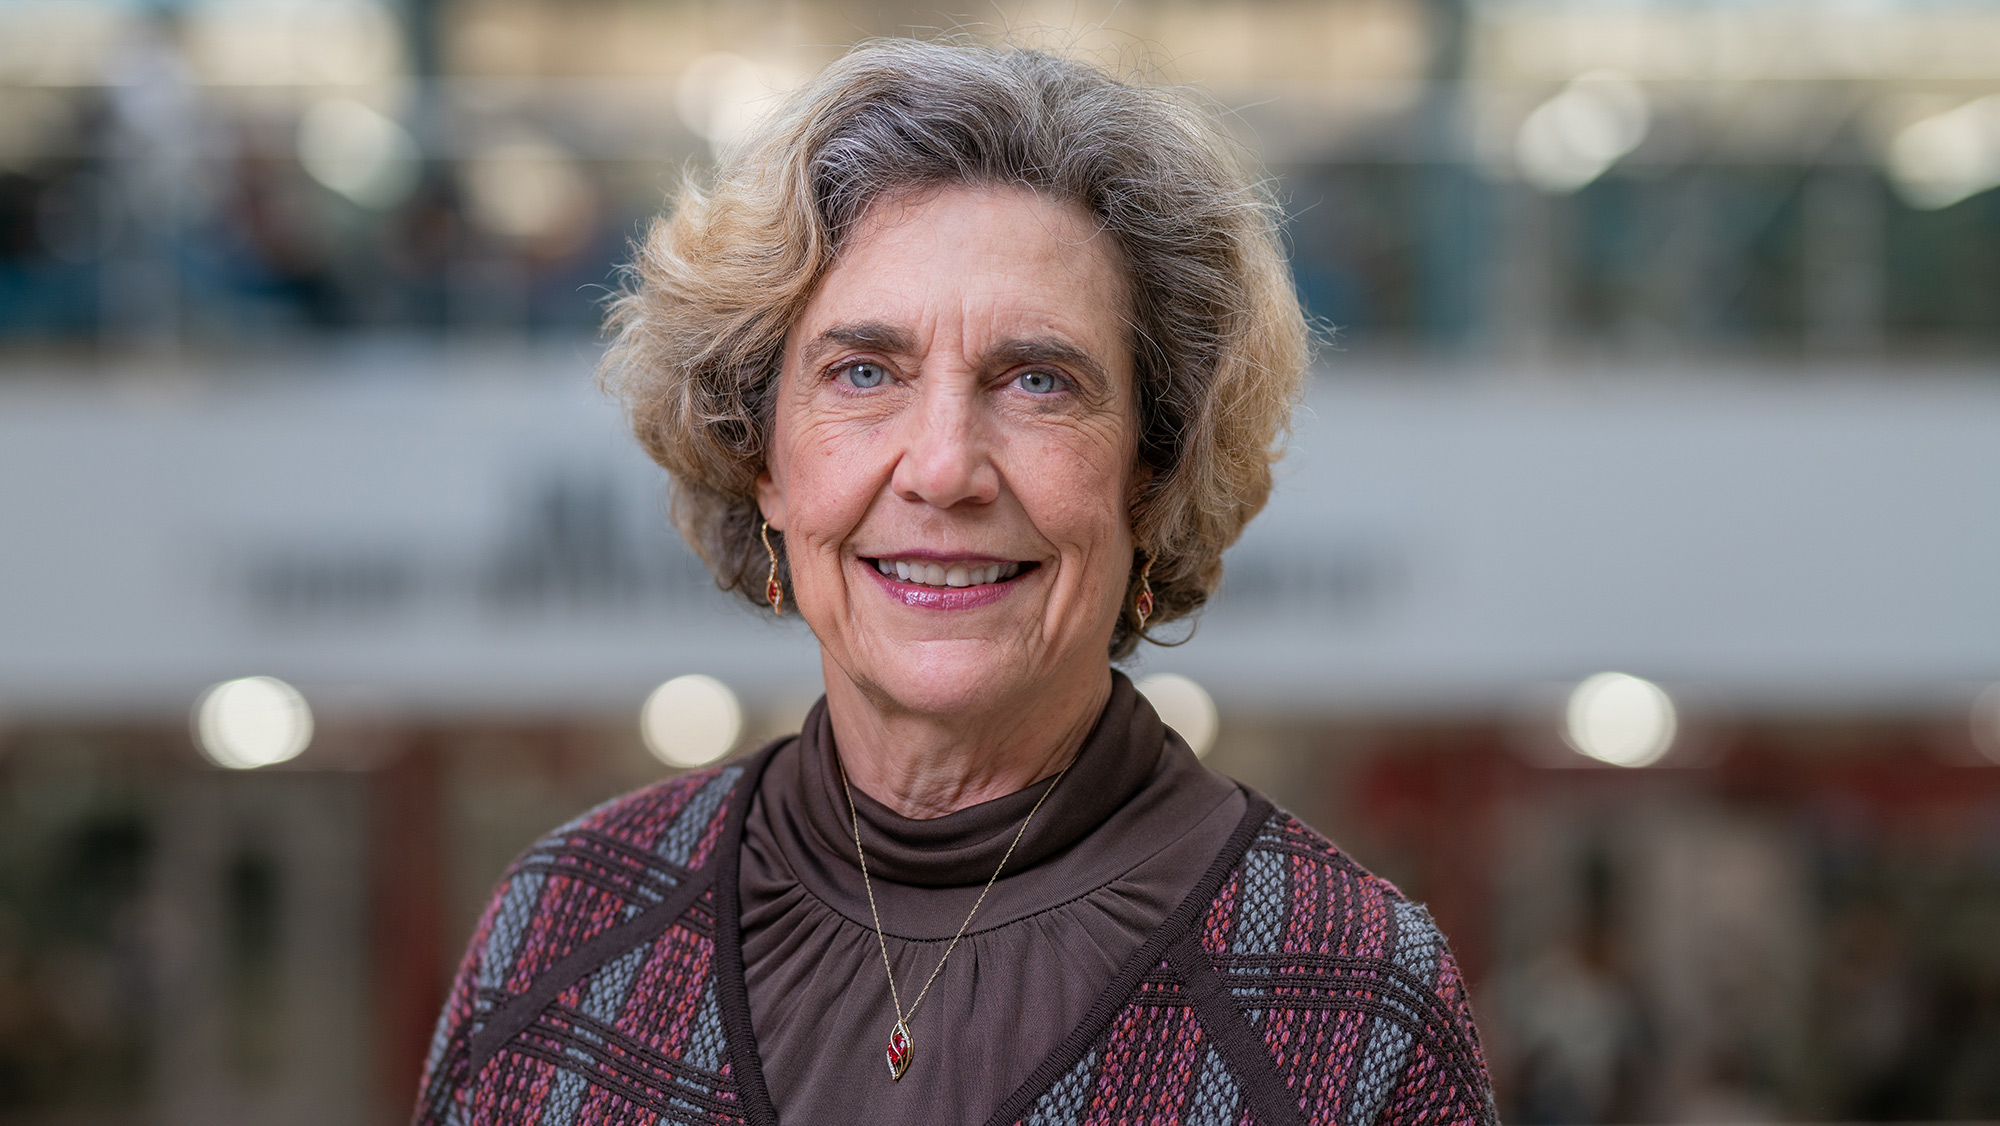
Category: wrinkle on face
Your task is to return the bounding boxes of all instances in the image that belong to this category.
[755,184,1140,797]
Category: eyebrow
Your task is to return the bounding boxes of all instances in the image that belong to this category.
[985,335,1111,389]
[798,322,917,369]
[800,322,1112,388]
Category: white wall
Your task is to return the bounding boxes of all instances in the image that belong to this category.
[3,350,1996,719]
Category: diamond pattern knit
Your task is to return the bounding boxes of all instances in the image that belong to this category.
[416,748,1496,1126]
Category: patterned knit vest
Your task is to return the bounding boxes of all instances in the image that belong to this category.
[415,745,1497,1126]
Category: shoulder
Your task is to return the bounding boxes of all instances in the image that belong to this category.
[1205,803,1495,1118]
[417,759,766,1122]
[529,759,750,869]
[458,760,754,982]
[1208,805,1441,966]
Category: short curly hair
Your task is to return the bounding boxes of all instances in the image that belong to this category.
[601,38,1309,658]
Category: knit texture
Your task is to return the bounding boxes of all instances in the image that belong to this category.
[415,757,1496,1126]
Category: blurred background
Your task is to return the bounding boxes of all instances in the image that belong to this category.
[2,0,1998,1121]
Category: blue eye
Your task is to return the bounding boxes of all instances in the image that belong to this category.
[1016,370,1063,394]
[841,363,887,389]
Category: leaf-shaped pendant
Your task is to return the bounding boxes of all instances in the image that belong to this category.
[885,1019,912,1081]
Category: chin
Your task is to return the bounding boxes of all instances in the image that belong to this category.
[854,637,1040,719]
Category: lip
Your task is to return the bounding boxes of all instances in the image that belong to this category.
[860,557,1027,610]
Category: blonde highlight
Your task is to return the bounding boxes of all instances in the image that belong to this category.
[602,38,1309,658]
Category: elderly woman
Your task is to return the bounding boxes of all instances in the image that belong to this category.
[417,40,1494,1126]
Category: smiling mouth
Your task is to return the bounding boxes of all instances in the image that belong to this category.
[866,557,1034,589]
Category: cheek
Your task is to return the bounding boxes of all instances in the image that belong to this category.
[779,417,886,545]
[1017,433,1135,556]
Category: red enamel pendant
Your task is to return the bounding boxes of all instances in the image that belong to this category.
[1135,589,1154,624]
[885,1020,912,1081]
[766,578,784,615]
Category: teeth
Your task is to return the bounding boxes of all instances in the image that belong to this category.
[875,559,1024,588]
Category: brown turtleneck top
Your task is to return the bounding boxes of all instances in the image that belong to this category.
[737,671,1246,1125]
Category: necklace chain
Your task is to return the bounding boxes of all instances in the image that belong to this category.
[837,751,1074,1066]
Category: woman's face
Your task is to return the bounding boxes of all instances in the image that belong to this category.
[758,185,1139,721]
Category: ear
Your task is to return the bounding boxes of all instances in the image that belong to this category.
[755,468,786,531]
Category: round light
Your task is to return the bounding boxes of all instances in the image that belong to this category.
[1971,683,2000,765]
[1135,673,1219,760]
[194,676,314,769]
[1563,672,1676,768]
[1886,95,2000,211]
[460,136,595,248]
[1516,71,1651,194]
[641,675,743,769]
[297,97,419,209]
[675,52,783,146]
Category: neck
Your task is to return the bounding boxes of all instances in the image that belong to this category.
[819,656,1113,820]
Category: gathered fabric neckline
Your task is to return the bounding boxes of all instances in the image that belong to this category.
[745,670,1240,943]
[791,671,1162,891]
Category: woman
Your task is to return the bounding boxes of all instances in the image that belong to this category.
[417,40,1495,1126]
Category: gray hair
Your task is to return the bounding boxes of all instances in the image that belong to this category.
[602,38,1309,658]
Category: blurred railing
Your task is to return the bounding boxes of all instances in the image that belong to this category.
[1,0,1998,362]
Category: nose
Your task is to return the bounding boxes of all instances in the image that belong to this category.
[889,377,1000,509]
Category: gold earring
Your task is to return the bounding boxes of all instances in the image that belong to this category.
[1133,555,1155,631]
[760,520,783,616]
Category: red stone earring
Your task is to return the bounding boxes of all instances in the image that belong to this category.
[760,520,783,616]
[1133,554,1155,631]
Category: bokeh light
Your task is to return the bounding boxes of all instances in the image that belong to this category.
[1562,672,1676,768]
[193,676,315,769]
[640,674,744,769]
[296,97,418,208]
[1516,70,1651,194]
[460,136,596,250]
[676,52,791,147]
[1973,683,2000,765]
[1134,672,1219,760]
[1887,94,2000,211]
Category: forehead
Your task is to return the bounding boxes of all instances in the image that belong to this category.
[794,185,1131,354]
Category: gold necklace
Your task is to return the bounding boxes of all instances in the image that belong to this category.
[836,752,1073,1082]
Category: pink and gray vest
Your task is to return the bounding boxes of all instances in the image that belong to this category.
[416,745,1497,1126]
